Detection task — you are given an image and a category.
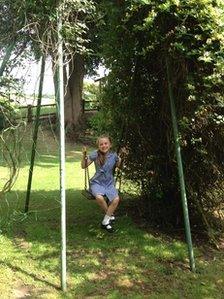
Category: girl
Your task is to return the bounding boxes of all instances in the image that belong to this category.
[81,135,121,232]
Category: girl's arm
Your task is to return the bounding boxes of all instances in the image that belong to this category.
[81,156,93,169]
[116,156,122,168]
[116,147,128,168]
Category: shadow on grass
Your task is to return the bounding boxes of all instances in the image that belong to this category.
[0,260,60,290]
[0,188,193,297]
[17,151,83,168]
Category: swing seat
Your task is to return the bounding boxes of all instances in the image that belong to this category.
[81,190,111,205]
[81,189,95,200]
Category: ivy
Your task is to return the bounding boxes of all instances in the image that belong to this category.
[95,0,224,235]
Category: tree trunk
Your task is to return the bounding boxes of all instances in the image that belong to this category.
[64,54,84,130]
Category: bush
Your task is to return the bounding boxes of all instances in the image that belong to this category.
[0,98,18,131]
[98,0,224,237]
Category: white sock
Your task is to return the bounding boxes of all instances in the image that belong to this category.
[102,214,111,225]
[110,215,115,221]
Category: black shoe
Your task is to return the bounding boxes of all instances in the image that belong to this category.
[110,215,115,223]
[101,223,114,233]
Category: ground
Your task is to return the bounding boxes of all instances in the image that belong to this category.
[0,126,223,299]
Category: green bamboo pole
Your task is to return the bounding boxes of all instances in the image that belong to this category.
[166,59,196,272]
[0,41,15,76]
[25,55,46,213]
[57,5,67,292]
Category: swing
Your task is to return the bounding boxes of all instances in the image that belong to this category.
[81,150,123,200]
[81,154,95,200]
[81,114,128,201]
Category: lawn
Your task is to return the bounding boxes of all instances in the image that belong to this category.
[0,126,223,299]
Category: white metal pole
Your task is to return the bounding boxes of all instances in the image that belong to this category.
[57,4,67,291]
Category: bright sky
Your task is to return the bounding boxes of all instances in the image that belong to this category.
[11,58,108,106]
[22,58,55,96]
[21,59,107,97]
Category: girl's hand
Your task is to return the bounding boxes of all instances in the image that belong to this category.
[82,146,87,157]
[119,146,128,157]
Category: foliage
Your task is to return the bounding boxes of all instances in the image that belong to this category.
[0,0,103,132]
[95,0,224,237]
[0,98,17,131]
[0,0,97,71]
[0,0,101,192]
[0,98,24,196]
[83,81,99,110]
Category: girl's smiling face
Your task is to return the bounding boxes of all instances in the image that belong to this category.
[98,137,111,154]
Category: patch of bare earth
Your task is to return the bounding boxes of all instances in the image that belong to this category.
[14,285,32,298]
[13,283,48,299]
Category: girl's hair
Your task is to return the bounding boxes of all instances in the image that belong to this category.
[96,135,112,166]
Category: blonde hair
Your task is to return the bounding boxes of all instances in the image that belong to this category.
[96,135,112,166]
[96,135,112,146]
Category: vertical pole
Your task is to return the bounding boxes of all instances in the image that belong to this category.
[166,59,196,272]
[27,105,33,123]
[0,41,15,77]
[25,56,46,213]
[57,4,67,292]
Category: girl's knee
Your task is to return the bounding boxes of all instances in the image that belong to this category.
[95,195,104,201]
[112,196,120,204]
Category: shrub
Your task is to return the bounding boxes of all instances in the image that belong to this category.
[98,0,224,237]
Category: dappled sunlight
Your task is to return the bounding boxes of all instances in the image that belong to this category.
[0,127,223,298]
[143,242,187,262]
[117,276,134,288]
[1,186,224,298]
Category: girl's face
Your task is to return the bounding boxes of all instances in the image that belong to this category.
[98,137,111,154]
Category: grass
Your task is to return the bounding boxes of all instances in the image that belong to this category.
[0,126,224,298]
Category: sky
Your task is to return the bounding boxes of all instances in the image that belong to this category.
[21,59,107,96]
[22,58,55,96]
[10,58,108,106]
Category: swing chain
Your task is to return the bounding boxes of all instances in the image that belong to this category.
[83,149,90,191]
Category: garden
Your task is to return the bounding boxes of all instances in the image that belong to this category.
[0,0,224,298]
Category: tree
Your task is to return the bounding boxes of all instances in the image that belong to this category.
[94,0,224,237]
[61,0,102,132]
[0,0,98,131]
[0,0,98,195]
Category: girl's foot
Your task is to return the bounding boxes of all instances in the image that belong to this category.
[110,215,115,222]
[101,223,114,233]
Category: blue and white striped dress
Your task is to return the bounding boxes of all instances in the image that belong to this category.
[89,150,119,202]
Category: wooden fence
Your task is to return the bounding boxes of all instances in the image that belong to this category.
[18,99,98,122]
[18,103,56,122]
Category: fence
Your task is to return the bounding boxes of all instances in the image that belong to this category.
[18,99,98,122]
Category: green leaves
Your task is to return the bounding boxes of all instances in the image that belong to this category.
[97,0,224,231]
[0,0,97,59]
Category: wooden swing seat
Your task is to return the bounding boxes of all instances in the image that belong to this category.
[81,189,95,200]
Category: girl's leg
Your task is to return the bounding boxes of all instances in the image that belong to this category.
[106,196,120,216]
[97,195,120,232]
[95,194,108,213]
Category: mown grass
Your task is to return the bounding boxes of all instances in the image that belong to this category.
[0,126,224,298]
